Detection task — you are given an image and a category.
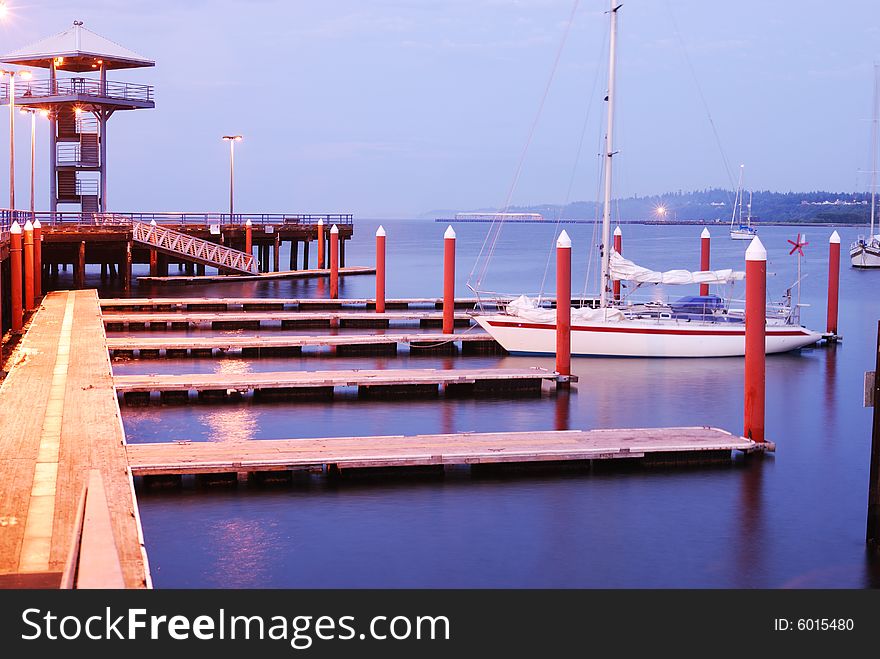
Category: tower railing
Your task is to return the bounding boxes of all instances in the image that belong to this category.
[27,211,354,227]
[0,78,154,104]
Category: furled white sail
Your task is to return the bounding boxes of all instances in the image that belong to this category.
[609,250,744,285]
[506,295,625,323]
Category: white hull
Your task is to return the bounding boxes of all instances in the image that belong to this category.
[730,228,757,240]
[850,243,880,268]
[475,315,821,358]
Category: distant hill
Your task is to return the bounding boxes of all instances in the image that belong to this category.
[425,189,876,224]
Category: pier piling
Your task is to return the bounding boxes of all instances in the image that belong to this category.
[612,226,622,301]
[10,221,23,331]
[867,321,880,545]
[23,220,35,311]
[744,237,766,443]
[245,218,252,258]
[827,230,841,337]
[330,224,340,299]
[556,230,572,381]
[443,226,456,335]
[33,219,42,300]
[376,225,386,313]
[317,218,325,269]
[700,228,711,297]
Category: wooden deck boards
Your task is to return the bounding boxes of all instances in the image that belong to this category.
[101,296,499,311]
[0,291,149,588]
[113,367,555,399]
[126,427,759,475]
[106,332,499,357]
[102,310,474,328]
[137,265,375,284]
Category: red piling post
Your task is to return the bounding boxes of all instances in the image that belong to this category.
[33,219,42,302]
[10,221,23,331]
[556,230,572,378]
[700,227,711,297]
[744,237,767,443]
[23,220,35,311]
[612,226,622,301]
[329,224,339,299]
[244,218,252,256]
[317,218,325,269]
[827,230,840,336]
[375,225,386,313]
[443,225,456,335]
[148,220,158,277]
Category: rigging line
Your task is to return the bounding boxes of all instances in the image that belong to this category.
[469,0,583,291]
[664,0,736,200]
[583,86,609,302]
[538,22,609,302]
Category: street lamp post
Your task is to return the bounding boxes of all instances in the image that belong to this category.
[222,135,242,222]
[20,108,46,216]
[2,69,32,208]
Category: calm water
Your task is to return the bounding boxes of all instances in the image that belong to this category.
[103,220,880,588]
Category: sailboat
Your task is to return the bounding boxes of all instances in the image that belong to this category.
[850,64,880,268]
[730,166,758,240]
[473,2,820,358]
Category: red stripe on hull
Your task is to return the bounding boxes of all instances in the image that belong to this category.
[485,320,809,337]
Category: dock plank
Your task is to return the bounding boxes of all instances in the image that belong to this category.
[126,427,760,475]
[137,265,375,284]
[106,332,499,356]
[113,367,554,399]
[102,310,474,328]
[0,291,149,588]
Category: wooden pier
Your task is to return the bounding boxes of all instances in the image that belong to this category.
[100,296,508,312]
[99,295,598,312]
[126,427,763,478]
[107,332,503,358]
[0,291,149,588]
[137,265,375,284]
[114,367,555,404]
[102,310,474,330]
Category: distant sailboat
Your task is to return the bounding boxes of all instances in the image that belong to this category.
[850,64,880,268]
[730,165,758,240]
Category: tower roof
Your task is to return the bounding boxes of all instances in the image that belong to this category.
[1,21,154,71]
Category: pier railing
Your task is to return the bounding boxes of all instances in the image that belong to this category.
[2,211,353,229]
[1,78,154,104]
[0,208,33,242]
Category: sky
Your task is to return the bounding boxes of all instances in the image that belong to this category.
[0,0,878,217]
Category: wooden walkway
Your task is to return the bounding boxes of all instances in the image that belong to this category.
[107,332,502,358]
[99,296,599,312]
[101,296,503,311]
[102,310,474,330]
[137,265,375,284]
[114,367,555,404]
[0,291,149,588]
[126,427,762,477]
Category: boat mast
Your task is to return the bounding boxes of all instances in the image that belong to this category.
[871,64,878,239]
[600,0,621,309]
[747,190,753,228]
[731,164,743,230]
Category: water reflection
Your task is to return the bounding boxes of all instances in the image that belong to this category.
[125,222,879,587]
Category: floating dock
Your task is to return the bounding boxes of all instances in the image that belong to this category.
[137,265,375,284]
[126,427,763,478]
[114,367,555,404]
[107,332,503,358]
[99,296,598,312]
[102,310,474,330]
[0,291,149,588]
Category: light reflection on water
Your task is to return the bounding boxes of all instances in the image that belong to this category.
[112,221,880,587]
